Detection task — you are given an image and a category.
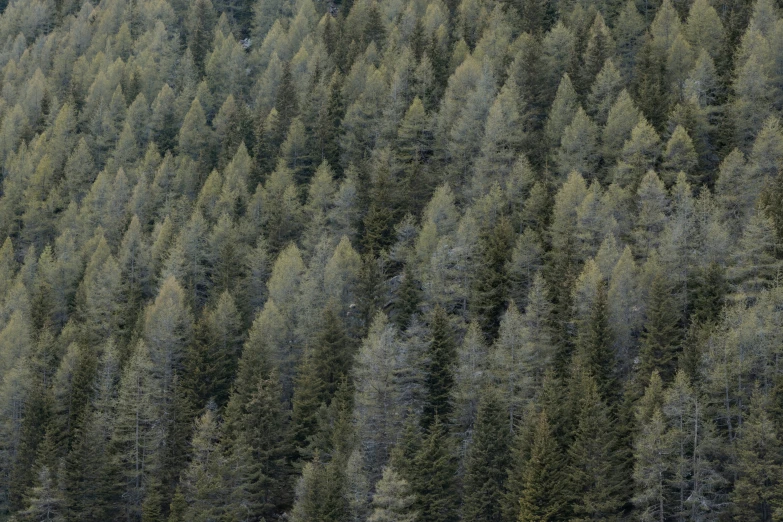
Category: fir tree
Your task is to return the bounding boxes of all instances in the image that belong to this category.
[421,306,457,430]
[393,264,421,330]
[17,466,65,522]
[471,217,514,339]
[732,388,783,521]
[518,411,566,521]
[566,373,625,520]
[639,271,682,383]
[186,0,218,75]
[576,281,617,402]
[409,418,459,522]
[461,390,510,522]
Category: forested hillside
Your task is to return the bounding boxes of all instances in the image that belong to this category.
[0,0,782,519]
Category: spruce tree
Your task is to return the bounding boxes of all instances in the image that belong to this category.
[731,388,783,521]
[189,291,244,408]
[393,264,421,330]
[409,418,459,522]
[565,373,625,520]
[639,270,682,383]
[471,217,514,339]
[518,411,566,521]
[186,0,217,75]
[291,349,326,461]
[576,281,617,402]
[63,408,119,520]
[16,466,65,522]
[274,62,299,151]
[421,306,456,430]
[461,390,511,522]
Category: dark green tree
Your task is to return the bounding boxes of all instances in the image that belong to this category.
[393,264,421,330]
[517,410,566,521]
[565,373,626,520]
[461,390,511,522]
[421,306,456,430]
[639,271,682,383]
[732,388,783,521]
[409,418,459,522]
[576,281,617,402]
[471,217,514,339]
[186,0,218,75]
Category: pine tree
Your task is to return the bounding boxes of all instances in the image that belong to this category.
[732,53,773,152]
[545,74,579,154]
[353,313,405,476]
[461,390,510,522]
[662,370,724,519]
[662,125,698,185]
[473,79,525,197]
[178,98,212,167]
[556,108,600,179]
[603,90,642,169]
[588,59,624,126]
[615,119,661,188]
[111,342,162,521]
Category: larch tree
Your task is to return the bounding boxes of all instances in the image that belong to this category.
[556,107,600,180]
[368,465,416,522]
[353,313,405,477]
[615,119,661,188]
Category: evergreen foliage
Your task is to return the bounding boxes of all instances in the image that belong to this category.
[0,1,777,519]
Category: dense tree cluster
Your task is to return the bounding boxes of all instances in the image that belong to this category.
[0,0,782,520]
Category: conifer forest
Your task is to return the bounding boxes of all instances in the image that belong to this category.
[4,0,783,519]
